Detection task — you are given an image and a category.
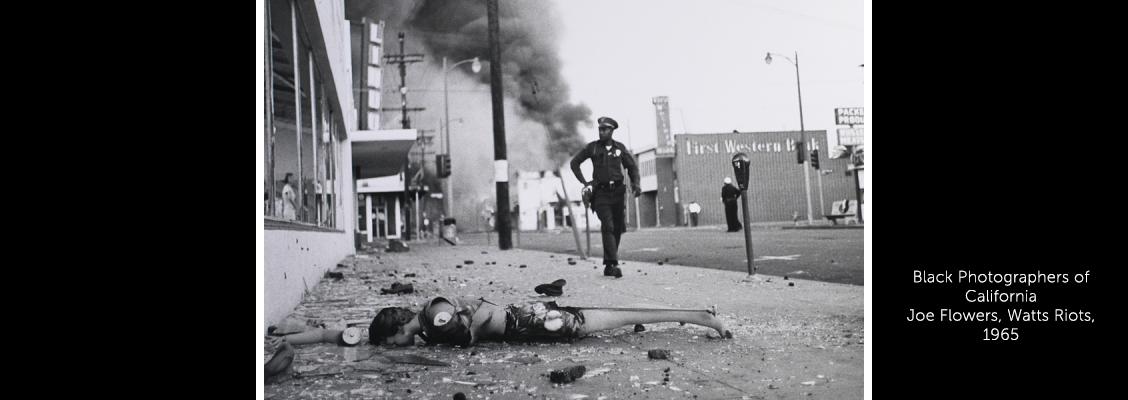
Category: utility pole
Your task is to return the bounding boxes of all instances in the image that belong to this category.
[765,51,814,224]
[443,60,453,221]
[380,32,425,239]
[487,0,512,250]
[378,34,426,127]
[399,32,409,128]
[379,32,426,128]
[795,51,814,225]
[416,131,429,240]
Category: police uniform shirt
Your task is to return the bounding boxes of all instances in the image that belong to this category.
[722,183,741,202]
[570,139,640,186]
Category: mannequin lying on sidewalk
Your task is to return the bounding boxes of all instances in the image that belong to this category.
[264,325,365,380]
[265,297,731,379]
[267,326,362,347]
[369,296,733,347]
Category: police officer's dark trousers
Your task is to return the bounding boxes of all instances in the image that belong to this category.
[724,200,741,231]
[591,182,626,265]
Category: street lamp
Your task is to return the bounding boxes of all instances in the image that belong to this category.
[765,51,814,224]
[442,56,482,222]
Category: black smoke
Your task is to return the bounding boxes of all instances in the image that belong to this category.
[349,0,591,165]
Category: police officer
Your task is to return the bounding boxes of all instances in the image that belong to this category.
[721,177,742,232]
[570,116,640,278]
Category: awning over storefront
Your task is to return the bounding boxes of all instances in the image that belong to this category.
[357,173,404,193]
[351,129,417,179]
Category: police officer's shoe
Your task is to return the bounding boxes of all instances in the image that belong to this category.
[603,264,623,278]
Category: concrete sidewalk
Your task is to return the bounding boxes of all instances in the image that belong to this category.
[264,240,864,399]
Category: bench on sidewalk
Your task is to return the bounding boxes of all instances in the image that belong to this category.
[826,200,859,225]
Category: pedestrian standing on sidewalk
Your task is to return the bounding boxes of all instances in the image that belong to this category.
[721,177,742,232]
[569,116,641,278]
[688,201,701,227]
[281,173,298,221]
[369,296,731,347]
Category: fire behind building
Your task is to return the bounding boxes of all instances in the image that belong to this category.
[627,130,857,227]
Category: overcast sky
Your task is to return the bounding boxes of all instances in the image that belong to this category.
[554,0,864,151]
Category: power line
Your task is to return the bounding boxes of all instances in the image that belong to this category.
[383,32,426,128]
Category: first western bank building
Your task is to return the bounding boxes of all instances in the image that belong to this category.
[629,130,857,227]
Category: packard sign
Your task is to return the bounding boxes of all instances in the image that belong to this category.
[835,107,864,126]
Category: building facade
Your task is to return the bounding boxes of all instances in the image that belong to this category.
[515,170,599,232]
[619,95,860,228]
[264,0,415,328]
[632,149,679,227]
[674,130,856,224]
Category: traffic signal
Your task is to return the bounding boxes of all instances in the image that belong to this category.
[810,149,820,170]
[796,141,806,164]
[437,154,452,178]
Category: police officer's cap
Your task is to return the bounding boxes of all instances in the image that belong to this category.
[597,117,619,130]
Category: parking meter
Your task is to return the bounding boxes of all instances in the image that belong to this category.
[731,153,751,191]
[730,152,755,276]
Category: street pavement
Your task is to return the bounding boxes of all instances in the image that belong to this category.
[264,239,864,399]
[460,224,864,285]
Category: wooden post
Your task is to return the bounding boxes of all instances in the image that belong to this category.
[559,173,586,259]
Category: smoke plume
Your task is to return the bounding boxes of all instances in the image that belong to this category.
[351,0,590,164]
[408,0,590,165]
[347,0,590,229]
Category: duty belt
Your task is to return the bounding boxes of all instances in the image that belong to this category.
[594,180,624,190]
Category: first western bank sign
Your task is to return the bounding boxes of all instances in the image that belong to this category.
[683,137,817,156]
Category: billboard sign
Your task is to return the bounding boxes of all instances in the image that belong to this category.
[652,96,675,155]
[835,107,864,126]
[837,127,864,146]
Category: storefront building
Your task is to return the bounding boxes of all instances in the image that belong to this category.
[673,130,856,224]
[263,0,413,327]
